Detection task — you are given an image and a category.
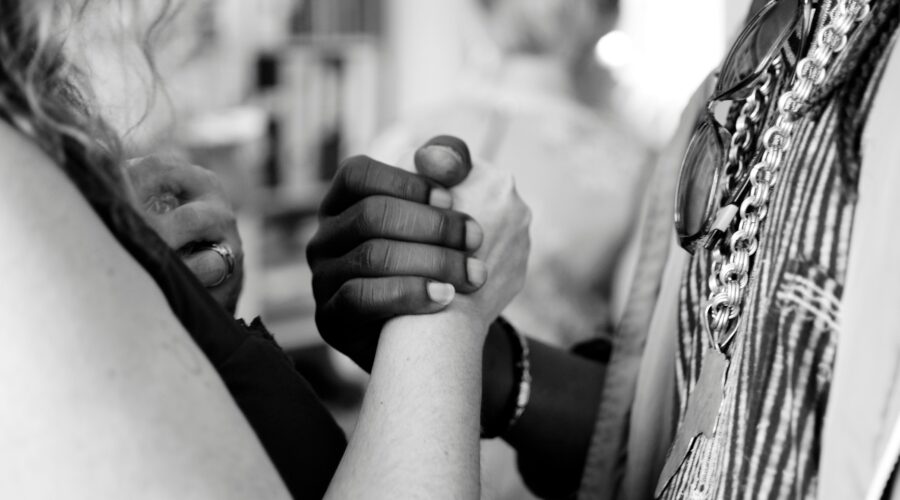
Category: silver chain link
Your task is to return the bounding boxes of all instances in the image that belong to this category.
[724,72,777,194]
[705,0,869,352]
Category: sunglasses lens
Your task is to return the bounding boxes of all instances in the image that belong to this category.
[676,120,728,243]
[717,0,801,99]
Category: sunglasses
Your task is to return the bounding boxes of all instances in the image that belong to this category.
[675,0,815,253]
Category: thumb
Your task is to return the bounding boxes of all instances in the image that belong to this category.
[413,135,473,188]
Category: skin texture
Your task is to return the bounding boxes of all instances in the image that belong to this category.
[307,137,489,371]
[1,110,530,500]
[125,154,244,313]
[324,136,531,499]
[0,120,292,500]
[309,136,610,497]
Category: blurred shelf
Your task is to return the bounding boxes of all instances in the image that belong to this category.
[265,313,321,351]
[260,259,320,350]
[252,182,329,220]
[289,33,380,50]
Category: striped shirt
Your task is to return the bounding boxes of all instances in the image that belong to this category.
[663,3,900,499]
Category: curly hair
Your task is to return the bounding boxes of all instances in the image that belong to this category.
[0,0,173,183]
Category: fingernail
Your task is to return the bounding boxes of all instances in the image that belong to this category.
[415,141,471,187]
[423,136,472,168]
[427,282,456,305]
[467,258,488,287]
[423,145,464,169]
[429,188,453,209]
[465,219,483,251]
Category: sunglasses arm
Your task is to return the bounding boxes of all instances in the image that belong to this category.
[704,204,739,251]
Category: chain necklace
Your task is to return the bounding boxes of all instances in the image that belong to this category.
[704,0,870,350]
[657,0,872,494]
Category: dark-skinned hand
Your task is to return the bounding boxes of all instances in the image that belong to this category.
[307,136,485,371]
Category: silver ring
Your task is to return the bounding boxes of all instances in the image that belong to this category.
[203,242,235,288]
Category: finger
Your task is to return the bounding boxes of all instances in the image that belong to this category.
[161,201,234,250]
[320,156,453,215]
[309,196,483,259]
[322,277,457,320]
[312,240,488,301]
[182,248,230,288]
[315,276,457,373]
[127,155,225,208]
[414,135,473,188]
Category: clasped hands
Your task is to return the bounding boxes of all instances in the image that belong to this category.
[124,136,530,373]
[308,136,531,371]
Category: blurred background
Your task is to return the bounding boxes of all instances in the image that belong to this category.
[90,0,754,497]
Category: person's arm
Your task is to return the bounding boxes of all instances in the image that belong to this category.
[309,136,607,496]
[0,123,291,498]
[482,323,608,497]
[327,312,486,498]
[325,146,531,498]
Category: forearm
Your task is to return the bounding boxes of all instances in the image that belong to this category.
[326,311,485,499]
[482,323,607,497]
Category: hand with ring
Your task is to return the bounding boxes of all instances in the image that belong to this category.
[126,154,244,313]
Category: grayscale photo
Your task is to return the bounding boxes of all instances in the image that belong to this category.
[1,0,897,498]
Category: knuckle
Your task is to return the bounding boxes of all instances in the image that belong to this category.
[382,279,407,305]
[392,172,423,200]
[340,155,374,191]
[175,206,204,232]
[357,197,391,236]
[351,200,373,235]
[356,239,390,273]
[335,280,366,309]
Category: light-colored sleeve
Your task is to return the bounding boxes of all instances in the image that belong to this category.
[577,75,713,499]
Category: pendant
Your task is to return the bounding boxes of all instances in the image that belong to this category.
[654,347,729,497]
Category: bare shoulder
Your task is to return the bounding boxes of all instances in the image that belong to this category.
[0,120,173,339]
[0,121,289,499]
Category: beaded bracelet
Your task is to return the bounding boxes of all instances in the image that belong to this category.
[482,317,532,439]
[506,320,532,431]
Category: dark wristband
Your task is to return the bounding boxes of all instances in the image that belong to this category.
[481,316,530,439]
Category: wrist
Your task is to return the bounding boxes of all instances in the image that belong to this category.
[382,310,487,361]
[436,302,491,340]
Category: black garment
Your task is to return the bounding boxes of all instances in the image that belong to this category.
[1,118,346,497]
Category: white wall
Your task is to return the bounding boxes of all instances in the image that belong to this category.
[381,0,472,122]
[612,0,755,145]
[613,0,725,144]
[380,0,756,145]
